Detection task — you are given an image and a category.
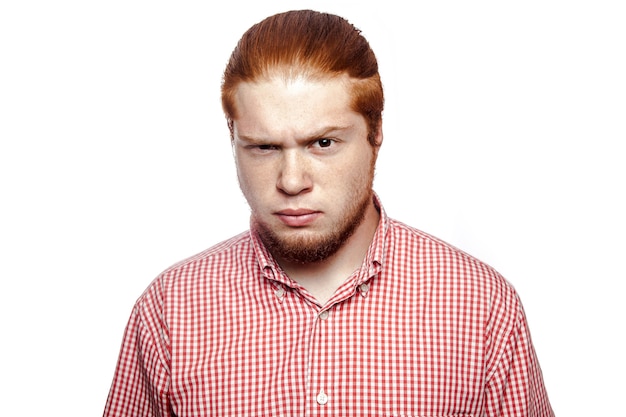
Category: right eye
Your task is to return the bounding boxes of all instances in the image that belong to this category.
[250,144,279,154]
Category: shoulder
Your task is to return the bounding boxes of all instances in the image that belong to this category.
[386,218,519,302]
[161,231,253,276]
[136,231,254,303]
[385,218,524,339]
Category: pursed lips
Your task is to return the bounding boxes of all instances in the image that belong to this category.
[274,209,321,227]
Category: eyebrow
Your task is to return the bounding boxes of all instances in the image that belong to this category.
[236,125,352,144]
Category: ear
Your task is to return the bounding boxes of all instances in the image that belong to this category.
[372,122,383,149]
[227,118,235,141]
[374,124,383,147]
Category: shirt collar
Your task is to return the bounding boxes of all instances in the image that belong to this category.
[249,227,289,285]
[365,192,388,272]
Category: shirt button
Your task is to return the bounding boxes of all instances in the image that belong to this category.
[275,287,285,301]
[359,283,370,297]
[318,310,329,320]
[316,391,328,405]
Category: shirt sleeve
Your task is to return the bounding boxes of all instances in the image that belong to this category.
[103,280,171,417]
[484,291,554,417]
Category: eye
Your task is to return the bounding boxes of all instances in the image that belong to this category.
[254,144,279,152]
[315,138,333,148]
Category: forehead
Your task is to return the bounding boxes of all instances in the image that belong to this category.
[232,75,363,139]
[234,74,352,108]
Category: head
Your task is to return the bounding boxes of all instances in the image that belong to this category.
[221,9,384,147]
[222,10,384,265]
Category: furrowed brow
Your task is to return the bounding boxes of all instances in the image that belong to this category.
[301,125,350,141]
[235,124,351,145]
[235,133,269,145]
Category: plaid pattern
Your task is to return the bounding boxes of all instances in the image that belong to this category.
[104,198,553,416]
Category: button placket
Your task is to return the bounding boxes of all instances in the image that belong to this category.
[309,306,333,410]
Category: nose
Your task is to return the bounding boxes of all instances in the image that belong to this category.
[276,150,312,195]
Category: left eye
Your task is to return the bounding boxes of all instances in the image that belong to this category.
[316,139,333,148]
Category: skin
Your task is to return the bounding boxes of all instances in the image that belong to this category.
[231,74,382,304]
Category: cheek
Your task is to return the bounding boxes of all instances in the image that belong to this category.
[236,158,273,198]
[237,165,257,193]
[336,149,375,180]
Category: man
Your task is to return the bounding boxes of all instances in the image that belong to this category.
[104,10,553,416]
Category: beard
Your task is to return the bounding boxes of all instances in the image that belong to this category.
[252,187,374,265]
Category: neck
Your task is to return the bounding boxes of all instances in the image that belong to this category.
[279,201,380,305]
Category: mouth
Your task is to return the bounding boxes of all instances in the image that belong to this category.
[274,209,322,227]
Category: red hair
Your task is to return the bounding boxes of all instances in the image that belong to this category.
[221,10,384,146]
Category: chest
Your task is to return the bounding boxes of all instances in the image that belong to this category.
[167,278,487,416]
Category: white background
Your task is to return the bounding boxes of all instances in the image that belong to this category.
[1,0,624,415]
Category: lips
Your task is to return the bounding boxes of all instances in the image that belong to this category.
[275,209,321,227]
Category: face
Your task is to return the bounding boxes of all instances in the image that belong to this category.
[232,75,381,265]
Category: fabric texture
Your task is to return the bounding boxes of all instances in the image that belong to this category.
[103,198,553,416]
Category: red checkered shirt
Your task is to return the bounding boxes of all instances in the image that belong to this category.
[104,198,553,416]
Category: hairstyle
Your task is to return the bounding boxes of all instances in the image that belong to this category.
[221,9,384,146]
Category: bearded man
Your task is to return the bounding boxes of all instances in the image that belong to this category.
[104,10,553,417]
